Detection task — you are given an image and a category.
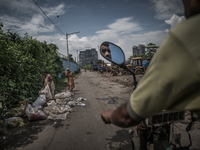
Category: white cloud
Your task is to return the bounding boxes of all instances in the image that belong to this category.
[0,0,68,17]
[1,7,168,61]
[164,29,170,33]
[150,0,184,20]
[35,17,167,60]
[42,4,72,17]
[165,14,185,28]
[0,2,67,35]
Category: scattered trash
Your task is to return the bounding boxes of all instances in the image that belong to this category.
[7,106,26,117]
[5,117,25,127]
[32,95,46,107]
[47,112,69,120]
[26,104,46,121]
[55,91,71,99]
[77,97,87,101]
[77,103,86,107]
[2,88,87,129]
[47,100,57,107]
[44,105,71,115]
[56,99,66,105]
[39,85,52,99]
[67,101,76,107]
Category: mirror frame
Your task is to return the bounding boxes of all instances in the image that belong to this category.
[100,41,126,67]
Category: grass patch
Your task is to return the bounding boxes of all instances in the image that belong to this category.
[55,78,68,94]
[54,71,81,94]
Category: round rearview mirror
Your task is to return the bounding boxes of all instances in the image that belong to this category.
[100,42,125,65]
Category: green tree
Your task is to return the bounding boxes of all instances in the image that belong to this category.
[0,23,64,108]
[96,59,102,65]
[145,43,159,58]
[67,54,76,62]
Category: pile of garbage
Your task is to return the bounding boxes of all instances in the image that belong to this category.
[1,85,87,131]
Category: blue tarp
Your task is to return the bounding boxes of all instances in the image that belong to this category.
[59,58,80,78]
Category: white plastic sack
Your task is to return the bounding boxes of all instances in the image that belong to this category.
[77,97,84,102]
[47,100,57,107]
[77,97,87,102]
[56,99,67,105]
[67,101,76,107]
[26,104,46,121]
[32,95,46,107]
[5,117,21,125]
[39,85,52,99]
[55,91,71,99]
[44,105,71,115]
[59,105,72,113]
[77,102,86,107]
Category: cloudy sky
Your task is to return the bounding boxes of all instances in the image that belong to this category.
[0,0,185,61]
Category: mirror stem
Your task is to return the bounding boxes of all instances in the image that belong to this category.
[121,63,138,89]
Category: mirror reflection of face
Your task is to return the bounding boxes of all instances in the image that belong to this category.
[101,45,112,60]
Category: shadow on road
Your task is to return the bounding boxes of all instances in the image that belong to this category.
[1,120,66,150]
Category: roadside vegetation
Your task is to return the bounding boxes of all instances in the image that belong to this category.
[129,43,159,60]
[55,70,80,94]
[81,65,92,70]
[0,23,64,109]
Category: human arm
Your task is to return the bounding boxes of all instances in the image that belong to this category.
[101,103,139,128]
[102,25,200,127]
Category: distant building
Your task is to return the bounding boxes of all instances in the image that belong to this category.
[79,48,98,66]
[132,44,145,55]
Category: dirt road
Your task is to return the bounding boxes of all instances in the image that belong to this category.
[2,70,200,150]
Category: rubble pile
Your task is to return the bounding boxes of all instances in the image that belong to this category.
[26,89,87,121]
[0,85,87,136]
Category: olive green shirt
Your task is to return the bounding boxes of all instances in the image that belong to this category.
[127,14,200,122]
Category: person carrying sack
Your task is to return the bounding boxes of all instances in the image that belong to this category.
[43,71,55,97]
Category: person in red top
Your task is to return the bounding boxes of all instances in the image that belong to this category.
[43,71,55,97]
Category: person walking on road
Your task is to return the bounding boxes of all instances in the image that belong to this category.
[43,71,55,97]
[65,68,74,91]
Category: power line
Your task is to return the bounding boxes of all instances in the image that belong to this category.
[32,0,65,36]
[32,0,80,55]
[68,41,76,52]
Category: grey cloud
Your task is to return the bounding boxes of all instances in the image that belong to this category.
[150,0,184,20]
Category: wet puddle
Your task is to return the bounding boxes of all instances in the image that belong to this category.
[116,129,132,138]
[102,98,109,101]
[108,100,116,104]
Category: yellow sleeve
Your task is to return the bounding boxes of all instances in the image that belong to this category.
[127,31,200,122]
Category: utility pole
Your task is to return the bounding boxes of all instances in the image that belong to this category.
[66,31,80,69]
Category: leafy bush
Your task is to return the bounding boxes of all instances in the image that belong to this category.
[0,23,64,108]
